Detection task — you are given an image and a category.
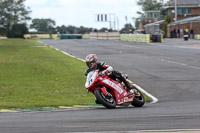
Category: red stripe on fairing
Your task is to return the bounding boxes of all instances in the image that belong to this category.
[100,87,108,96]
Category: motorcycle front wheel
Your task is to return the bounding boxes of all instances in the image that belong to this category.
[94,89,116,109]
[131,88,145,107]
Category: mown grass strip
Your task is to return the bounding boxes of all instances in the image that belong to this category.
[0,39,94,109]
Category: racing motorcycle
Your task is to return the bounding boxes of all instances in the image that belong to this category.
[85,70,145,109]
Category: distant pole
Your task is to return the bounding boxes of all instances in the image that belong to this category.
[113,14,115,31]
[109,14,111,30]
[174,0,177,21]
[117,16,119,31]
[125,16,128,24]
[125,16,128,33]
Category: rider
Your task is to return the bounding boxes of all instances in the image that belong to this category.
[84,54,134,92]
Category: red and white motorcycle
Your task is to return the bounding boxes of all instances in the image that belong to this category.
[85,70,145,109]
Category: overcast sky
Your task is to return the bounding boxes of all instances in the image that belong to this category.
[25,0,167,30]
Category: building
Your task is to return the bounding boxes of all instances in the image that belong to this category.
[139,10,162,31]
[167,0,200,38]
[144,20,164,35]
[166,0,200,22]
[168,16,200,38]
[143,0,200,38]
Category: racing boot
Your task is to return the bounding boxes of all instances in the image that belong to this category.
[125,81,140,96]
[124,81,134,93]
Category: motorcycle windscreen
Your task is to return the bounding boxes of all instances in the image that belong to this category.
[85,70,97,88]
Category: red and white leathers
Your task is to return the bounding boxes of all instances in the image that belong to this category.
[85,62,113,76]
[85,62,133,92]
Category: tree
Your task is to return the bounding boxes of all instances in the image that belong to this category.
[120,23,134,34]
[136,0,164,19]
[137,0,163,11]
[163,14,171,38]
[78,26,92,34]
[30,18,56,33]
[135,18,140,30]
[7,23,28,38]
[65,25,76,34]
[135,0,165,31]
[56,25,68,34]
[0,0,31,36]
[56,25,92,34]
[99,27,109,32]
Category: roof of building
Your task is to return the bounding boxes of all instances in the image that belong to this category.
[168,15,200,26]
[167,0,200,8]
[176,0,200,5]
[145,10,161,13]
[144,20,164,27]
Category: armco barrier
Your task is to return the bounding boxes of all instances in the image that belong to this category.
[60,34,82,39]
[195,34,200,40]
[90,32,120,40]
[120,34,150,43]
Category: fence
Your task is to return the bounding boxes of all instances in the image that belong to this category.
[90,32,120,40]
[82,34,90,39]
[24,34,59,40]
[60,34,82,39]
[120,34,151,43]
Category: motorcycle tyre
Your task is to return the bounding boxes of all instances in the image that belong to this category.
[131,89,145,107]
[94,89,116,109]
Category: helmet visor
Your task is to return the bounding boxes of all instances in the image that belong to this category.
[86,59,95,68]
[86,61,90,67]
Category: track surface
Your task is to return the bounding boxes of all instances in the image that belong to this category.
[1,39,200,133]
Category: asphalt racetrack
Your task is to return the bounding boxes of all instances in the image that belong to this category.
[1,39,200,133]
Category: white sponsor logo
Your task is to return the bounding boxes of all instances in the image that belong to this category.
[103,79,124,94]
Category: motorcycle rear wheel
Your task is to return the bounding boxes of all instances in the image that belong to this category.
[131,88,145,107]
[94,89,116,109]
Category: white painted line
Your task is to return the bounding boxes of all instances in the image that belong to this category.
[61,51,76,58]
[55,48,59,51]
[77,58,86,62]
[122,45,139,48]
[126,129,200,133]
[160,59,200,70]
[189,66,200,70]
[177,46,200,50]
[160,59,187,66]
[37,40,48,46]
[82,129,200,133]
[127,79,158,104]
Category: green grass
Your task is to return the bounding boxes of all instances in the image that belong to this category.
[0,39,152,109]
[0,39,94,109]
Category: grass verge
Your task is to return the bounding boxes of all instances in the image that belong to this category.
[0,39,94,109]
[0,39,152,109]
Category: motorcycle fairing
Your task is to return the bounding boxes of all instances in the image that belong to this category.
[101,78,134,105]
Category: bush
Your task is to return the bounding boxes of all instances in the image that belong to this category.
[7,23,28,38]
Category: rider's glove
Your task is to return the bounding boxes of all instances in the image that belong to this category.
[101,70,111,76]
[84,69,90,76]
[84,71,88,76]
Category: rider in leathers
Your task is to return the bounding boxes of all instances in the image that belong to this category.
[84,54,133,92]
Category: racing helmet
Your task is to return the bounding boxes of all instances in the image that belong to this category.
[85,54,98,69]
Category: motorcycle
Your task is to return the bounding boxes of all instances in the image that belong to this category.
[85,70,145,109]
